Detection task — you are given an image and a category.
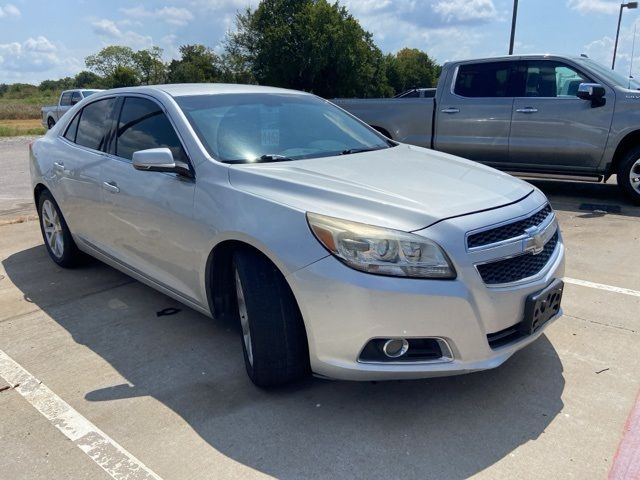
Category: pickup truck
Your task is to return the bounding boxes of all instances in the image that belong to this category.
[41,89,102,129]
[335,54,640,204]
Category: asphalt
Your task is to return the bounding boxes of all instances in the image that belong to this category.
[0,136,639,479]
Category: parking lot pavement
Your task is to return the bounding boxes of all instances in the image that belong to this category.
[0,137,38,222]
[1,139,639,479]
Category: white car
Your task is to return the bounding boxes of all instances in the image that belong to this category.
[29,84,565,387]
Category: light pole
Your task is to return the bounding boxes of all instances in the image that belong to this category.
[509,0,519,55]
[613,2,638,70]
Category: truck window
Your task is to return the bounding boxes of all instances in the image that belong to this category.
[454,62,522,97]
[70,91,82,105]
[524,61,591,98]
[115,97,188,163]
[75,98,116,151]
[60,92,72,107]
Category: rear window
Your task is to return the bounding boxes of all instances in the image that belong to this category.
[454,62,522,97]
[75,98,116,151]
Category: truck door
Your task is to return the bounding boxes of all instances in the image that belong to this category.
[508,60,614,172]
[435,61,521,165]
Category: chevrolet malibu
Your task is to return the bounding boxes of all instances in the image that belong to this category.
[29,84,565,387]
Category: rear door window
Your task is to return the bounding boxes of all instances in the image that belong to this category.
[115,96,188,163]
[59,92,72,106]
[75,98,116,151]
[454,62,523,97]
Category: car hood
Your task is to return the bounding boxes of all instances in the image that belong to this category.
[228,144,534,231]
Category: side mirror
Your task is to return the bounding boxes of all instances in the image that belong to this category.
[577,83,606,107]
[132,148,193,177]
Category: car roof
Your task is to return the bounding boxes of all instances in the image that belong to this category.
[107,83,312,98]
[445,54,587,65]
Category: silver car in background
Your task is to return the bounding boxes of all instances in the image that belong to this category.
[29,84,565,387]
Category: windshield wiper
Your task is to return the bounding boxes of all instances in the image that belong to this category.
[226,154,294,164]
[340,145,390,155]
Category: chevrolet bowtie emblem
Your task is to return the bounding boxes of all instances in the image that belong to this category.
[522,218,557,255]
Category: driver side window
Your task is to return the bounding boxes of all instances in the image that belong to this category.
[524,61,590,98]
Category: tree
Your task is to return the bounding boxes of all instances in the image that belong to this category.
[133,47,167,85]
[225,0,393,98]
[167,44,221,83]
[386,48,439,94]
[107,66,139,88]
[38,77,74,92]
[85,46,137,77]
[74,70,103,88]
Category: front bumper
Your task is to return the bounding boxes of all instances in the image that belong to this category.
[287,190,565,381]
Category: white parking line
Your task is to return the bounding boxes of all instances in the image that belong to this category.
[564,277,640,298]
[0,349,164,480]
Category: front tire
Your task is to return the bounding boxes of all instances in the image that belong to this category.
[233,249,310,387]
[618,147,640,204]
[37,190,82,268]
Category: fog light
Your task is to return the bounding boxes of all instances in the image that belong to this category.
[382,338,409,358]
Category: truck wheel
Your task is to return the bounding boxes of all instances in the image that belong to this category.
[47,117,55,129]
[618,147,640,205]
[232,249,310,387]
[37,190,82,268]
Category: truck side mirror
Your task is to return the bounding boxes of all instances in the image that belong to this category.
[577,83,606,107]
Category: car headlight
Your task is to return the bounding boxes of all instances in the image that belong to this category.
[306,212,456,279]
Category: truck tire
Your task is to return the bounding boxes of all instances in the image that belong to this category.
[232,248,310,387]
[37,190,82,268]
[47,117,55,129]
[617,146,640,205]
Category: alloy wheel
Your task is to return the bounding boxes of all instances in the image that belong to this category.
[235,269,253,366]
[41,199,64,258]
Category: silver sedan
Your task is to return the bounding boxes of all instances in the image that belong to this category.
[29,84,565,387]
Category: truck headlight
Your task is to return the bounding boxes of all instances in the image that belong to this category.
[307,213,456,279]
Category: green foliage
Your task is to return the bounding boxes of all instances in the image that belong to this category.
[133,47,167,85]
[107,66,140,88]
[39,77,75,92]
[74,71,103,88]
[167,45,221,83]
[85,45,137,77]
[385,48,439,93]
[226,0,394,98]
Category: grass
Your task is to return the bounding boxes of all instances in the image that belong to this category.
[0,119,46,137]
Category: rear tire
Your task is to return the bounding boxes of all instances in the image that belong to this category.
[618,146,640,205]
[232,249,310,387]
[37,190,82,268]
[47,117,55,130]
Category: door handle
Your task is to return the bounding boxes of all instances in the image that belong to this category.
[53,161,64,172]
[516,107,538,113]
[441,107,460,114]
[102,181,120,194]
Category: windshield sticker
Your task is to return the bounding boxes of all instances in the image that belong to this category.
[261,128,280,147]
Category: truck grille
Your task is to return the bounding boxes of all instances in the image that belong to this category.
[467,204,552,249]
[476,231,559,285]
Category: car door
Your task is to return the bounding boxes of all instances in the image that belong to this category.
[55,97,118,246]
[57,92,73,120]
[434,61,521,165]
[508,60,614,171]
[98,95,202,304]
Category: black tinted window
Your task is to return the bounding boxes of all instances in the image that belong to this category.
[64,112,80,142]
[116,97,188,163]
[455,62,522,97]
[60,92,72,106]
[71,92,82,105]
[75,98,115,151]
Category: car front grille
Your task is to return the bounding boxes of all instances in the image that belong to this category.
[476,231,559,285]
[467,204,553,249]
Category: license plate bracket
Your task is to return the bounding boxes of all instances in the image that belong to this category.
[519,279,564,336]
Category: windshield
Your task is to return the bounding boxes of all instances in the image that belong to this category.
[175,93,393,163]
[81,90,99,97]
[578,58,640,89]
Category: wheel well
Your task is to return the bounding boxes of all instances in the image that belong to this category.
[371,125,392,139]
[610,130,640,178]
[33,183,48,205]
[205,240,294,321]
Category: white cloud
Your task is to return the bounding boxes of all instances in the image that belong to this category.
[0,36,61,73]
[91,18,153,49]
[0,3,20,18]
[121,5,194,27]
[433,0,498,23]
[567,0,621,15]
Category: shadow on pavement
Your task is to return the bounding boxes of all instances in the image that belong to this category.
[3,245,566,479]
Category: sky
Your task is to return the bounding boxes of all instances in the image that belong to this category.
[2,0,640,84]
